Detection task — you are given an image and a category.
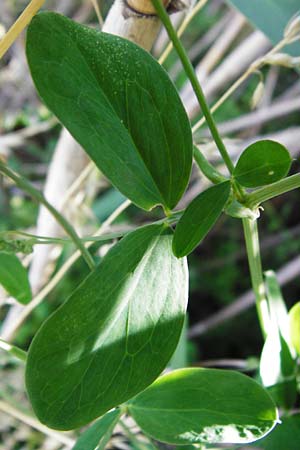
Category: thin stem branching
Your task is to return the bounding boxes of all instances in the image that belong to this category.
[0,161,95,270]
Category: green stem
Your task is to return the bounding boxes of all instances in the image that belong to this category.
[1,211,184,251]
[242,219,269,338]
[193,146,227,184]
[0,162,95,270]
[247,173,300,208]
[0,338,27,362]
[1,229,128,246]
[151,0,234,175]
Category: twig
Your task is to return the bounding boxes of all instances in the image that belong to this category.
[0,0,45,59]
[169,11,232,80]
[188,254,300,338]
[198,359,254,369]
[0,162,95,270]
[0,400,75,447]
[199,97,300,137]
[0,118,58,150]
[191,29,298,129]
[90,0,104,26]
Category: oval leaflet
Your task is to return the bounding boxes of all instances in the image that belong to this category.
[26,224,188,430]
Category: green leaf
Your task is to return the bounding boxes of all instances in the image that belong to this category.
[26,12,192,211]
[26,224,188,430]
[234,140,292,188]
[0,252,31,304]
[128,368,278,445]
[249,414,300,450]
[173,181,231,257]
[228,0,300,56]
[289,302,300,356]
[72,409,121,450]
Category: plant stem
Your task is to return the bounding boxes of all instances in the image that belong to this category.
[242,219,269,338]
[0,338,27,362]
[0,0,45,59]
[247,173,300,208]
[158,0,208,65]
[0,161,95,270]
[1,229,129,246]
[151,0,234,175]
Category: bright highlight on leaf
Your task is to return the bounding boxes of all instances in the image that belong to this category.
[26,224,188,430]
[233,140,292,188]
[128,368,278,445]
[173,181,231,257]
[260,271,297,409]
[72,409,121,450]
[26,12,193,212]
[289,302,300,356]
[0,252,31,304]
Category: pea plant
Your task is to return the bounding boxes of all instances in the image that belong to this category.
[0,0,300,449]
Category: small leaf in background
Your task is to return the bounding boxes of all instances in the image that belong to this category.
[0,252,31,304]
[249,414,300,450]
[72,409,121,450]
[228,0,300,56]
[173,181,231,257]
[26,224,188,430]
[233,140,291,188]
[259,271,297,409]
[26,13,192,211]
[128,368,278,445]
[289,302,300,356]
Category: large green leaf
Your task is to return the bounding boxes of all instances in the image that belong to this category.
[228,0,300,56]
[72,409,121,450]
[26,224,188,430]
[173,181,231,257]
[26,12,192,211]
[249,414,300,450]
[289,302,300,356]
[0,252,31,304]
[128,368,278,445]
[233,140,291,188]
